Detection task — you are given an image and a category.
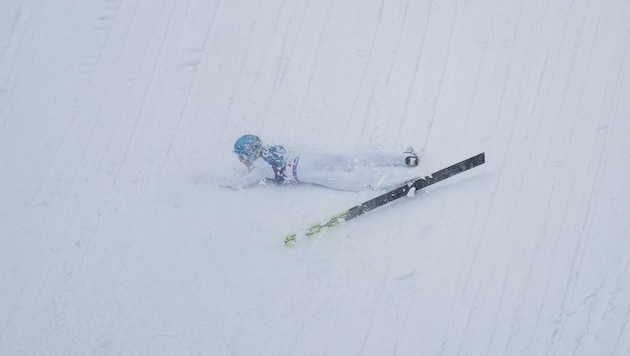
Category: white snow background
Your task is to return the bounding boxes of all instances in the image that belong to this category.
[1,0,630,354]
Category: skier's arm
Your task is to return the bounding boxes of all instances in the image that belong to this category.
[219,164,274,189]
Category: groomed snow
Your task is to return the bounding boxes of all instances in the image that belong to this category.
[1,0,629,354]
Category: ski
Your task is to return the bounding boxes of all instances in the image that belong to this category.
[284,152,485,247]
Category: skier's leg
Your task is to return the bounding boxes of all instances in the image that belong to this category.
[299,152,356,172]
[300,150,416,170]
[353,150,417,167]
[298,171,373,192]
[297,150,417,189]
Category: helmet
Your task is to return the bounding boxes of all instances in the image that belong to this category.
[233,134,263,164]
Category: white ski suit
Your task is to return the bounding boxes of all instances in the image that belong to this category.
[225,145,416,192]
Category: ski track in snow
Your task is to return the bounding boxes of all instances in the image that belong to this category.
[1,0,630,354]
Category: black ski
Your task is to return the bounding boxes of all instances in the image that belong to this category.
[284,152,485,246]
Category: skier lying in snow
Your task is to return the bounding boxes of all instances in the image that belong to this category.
[221,134,419,192]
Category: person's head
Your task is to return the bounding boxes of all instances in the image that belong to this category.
[233,134,263,167]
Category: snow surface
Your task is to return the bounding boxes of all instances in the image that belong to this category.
[1,0,630,354]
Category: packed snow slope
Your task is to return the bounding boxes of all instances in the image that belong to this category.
[1,0,630,354]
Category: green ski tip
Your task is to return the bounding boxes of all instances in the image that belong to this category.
[284,233,297,247]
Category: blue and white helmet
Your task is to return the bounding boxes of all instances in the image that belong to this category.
[233,134,263,164]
